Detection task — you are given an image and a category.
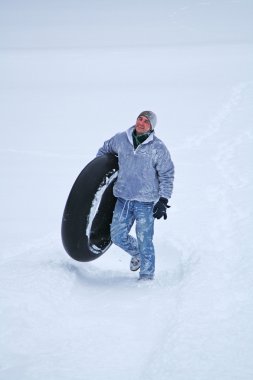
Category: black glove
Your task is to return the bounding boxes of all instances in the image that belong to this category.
[153,197,170,220]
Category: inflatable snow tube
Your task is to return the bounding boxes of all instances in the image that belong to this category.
[61,154,119,262]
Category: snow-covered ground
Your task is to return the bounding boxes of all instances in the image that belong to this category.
[1,1,253,379]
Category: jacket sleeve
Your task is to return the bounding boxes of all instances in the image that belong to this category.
[156,144,175,200]
[96,134,119,157]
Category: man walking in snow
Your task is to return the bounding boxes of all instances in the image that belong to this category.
[96,111,174,280]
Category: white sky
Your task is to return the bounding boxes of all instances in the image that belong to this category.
[0,0,253,49]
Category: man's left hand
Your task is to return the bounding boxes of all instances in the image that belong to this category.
[153,197,170,220]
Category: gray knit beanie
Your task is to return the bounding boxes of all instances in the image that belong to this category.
[138,111,157,130]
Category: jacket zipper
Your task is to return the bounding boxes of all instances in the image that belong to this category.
[133,145,141,155]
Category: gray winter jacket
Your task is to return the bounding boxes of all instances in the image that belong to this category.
[96,126,174,202]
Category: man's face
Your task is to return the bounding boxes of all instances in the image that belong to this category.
[135,115,151,135]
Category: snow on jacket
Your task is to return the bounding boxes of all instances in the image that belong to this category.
[96,126,174,202]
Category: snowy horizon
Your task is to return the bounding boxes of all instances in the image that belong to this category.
[1,1,253,379]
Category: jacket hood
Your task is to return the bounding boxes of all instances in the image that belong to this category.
[126,126,154,146]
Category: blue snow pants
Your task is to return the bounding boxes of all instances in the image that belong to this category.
[110,198,155,279]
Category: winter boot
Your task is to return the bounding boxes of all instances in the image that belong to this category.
[130,255,141,271]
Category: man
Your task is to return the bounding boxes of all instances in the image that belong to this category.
[96,111,174,280]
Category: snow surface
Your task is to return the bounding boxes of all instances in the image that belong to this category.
[1,1,253,379]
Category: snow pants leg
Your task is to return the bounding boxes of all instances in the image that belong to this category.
[110,198,155,278]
